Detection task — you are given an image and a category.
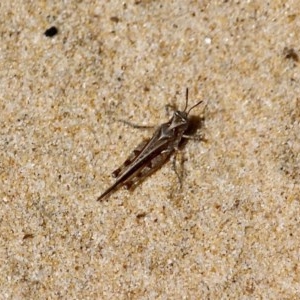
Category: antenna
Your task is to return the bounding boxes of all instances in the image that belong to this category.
[184,88,202,115]
[187,99,203,115]
[183,88,189,112]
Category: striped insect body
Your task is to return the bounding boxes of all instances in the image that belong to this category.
[97,88,202,201]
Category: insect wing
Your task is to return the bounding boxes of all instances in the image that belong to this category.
[97,127,170,201]
[113,129,171,184]
[112,139,150,179]
[122,148,171,190]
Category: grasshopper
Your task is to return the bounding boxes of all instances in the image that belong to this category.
[97,88,203,201]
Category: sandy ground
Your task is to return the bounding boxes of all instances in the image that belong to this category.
[1,1,300,299]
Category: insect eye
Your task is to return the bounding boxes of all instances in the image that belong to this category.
[175,111,184,117]
[176,111,187,120]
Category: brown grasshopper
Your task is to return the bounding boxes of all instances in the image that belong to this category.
[97,88,203,201]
